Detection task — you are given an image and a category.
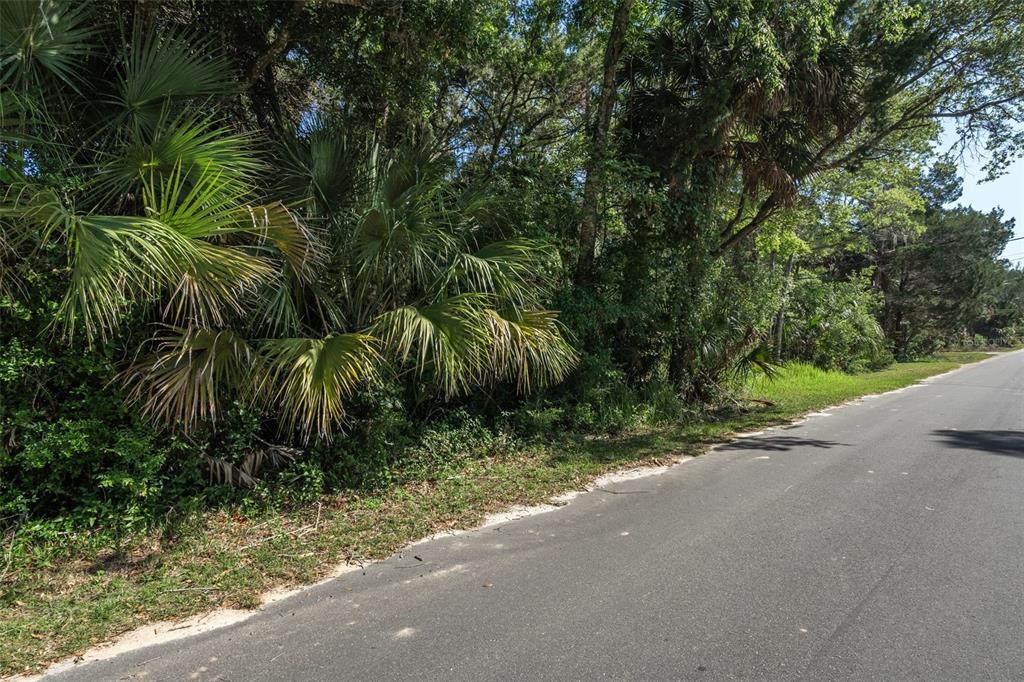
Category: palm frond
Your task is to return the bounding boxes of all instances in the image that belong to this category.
[0,89,46,145]
[380,145,439,206]
[241,201,322,280]
[10,156,315,340]
[145,160,245,238]
[253,274,303,337]
[485,308,577,392]
[10,169,272,340]
[0,217,22,301]
[256,334,381,440]
[95,111,260,201]
[351,145,461,294]
[204,443,301,487]
[15,188,203,339]
[275,114,366,219]
[122,327,254,430]
[732,343,780,381]
[250,262,346,338]
[204,455,258,488]
[439,239,554,306]
[235,201,327,335]
[353,204,457,294]
[0,0,96,94]
[160,238,271,329]
[62,212,192,338]
[117,27,232,131]
[141,167,275,328]
[371,294,490,396]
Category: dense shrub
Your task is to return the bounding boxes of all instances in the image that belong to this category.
[0,347,199,535]
[782,277,892,372]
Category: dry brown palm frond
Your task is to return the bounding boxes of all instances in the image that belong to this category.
[204,443,302,487]
[741,161,797,204]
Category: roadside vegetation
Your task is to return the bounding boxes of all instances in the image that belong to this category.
[0,351,993,676]
[2,0,1024,676]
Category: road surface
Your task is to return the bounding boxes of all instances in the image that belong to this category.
[45,352,1024,681]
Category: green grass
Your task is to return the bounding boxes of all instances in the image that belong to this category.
[748,351,993,415]
[0,350,997,677]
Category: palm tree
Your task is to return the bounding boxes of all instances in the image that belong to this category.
[1,0,576,443]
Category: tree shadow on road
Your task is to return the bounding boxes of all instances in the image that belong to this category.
[716,436,848,452]
[931,430,1024,459]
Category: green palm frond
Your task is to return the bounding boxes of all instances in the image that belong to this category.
[9,169,273,340]
[254,275,303,337]
[11,187,203,338]
[122,327,254,430]
[0,219,21,300]
[256,334,381,440]
[159,238,272,329]
[353,204,457,291]
[371,294,490,397]
[379,145,440,206]
[145,162,246,237]
[62,212,194,337]
[439,239,554,306]
[452,184,501,236]
[0,0,96,94]
[349,147,464,315]
[485,308,577,392]
[236,201,328,334]
[275,114,365,219]
[9,155,315,341]
[731,343,780,381]
[143,167,275,328]
[117,27,233,131]
[96,111,260,200]
[252,263,347,338]
[148,164,316,266]
[0,89,45,145]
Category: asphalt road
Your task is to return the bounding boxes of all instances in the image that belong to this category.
[45,352,1024,681]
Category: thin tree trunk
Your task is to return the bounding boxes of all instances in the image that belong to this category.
[773,254,795,362]
[575,0,634,285]
[715,190,783,255]
[371,102,390,177]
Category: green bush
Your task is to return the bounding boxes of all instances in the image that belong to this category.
[309,382,414,491]
[996,324,1024,347]
[529,352,686,434]
[0,415,198,537]
[782,276,892,372]
[0,314,201,535]
[554,353,640,432]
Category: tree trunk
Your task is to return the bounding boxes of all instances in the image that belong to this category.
[773,254,795,362]
[574,0,634,285]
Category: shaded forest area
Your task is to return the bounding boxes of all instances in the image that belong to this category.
[2,0,1024,536]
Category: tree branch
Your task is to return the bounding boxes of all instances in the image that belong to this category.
[715,191,783,255]
[242,0,309,91]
